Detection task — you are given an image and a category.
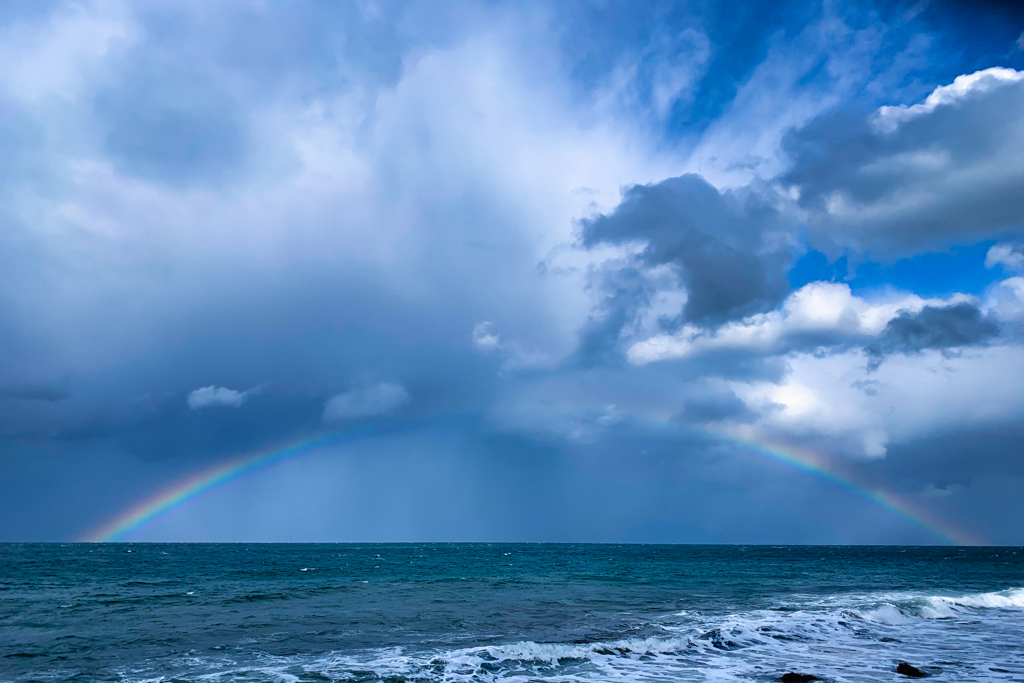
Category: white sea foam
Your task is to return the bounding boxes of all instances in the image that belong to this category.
[109,587,1024,683]
[856,604,910,624]
[481,640,592,662]
[938,586,1024,609]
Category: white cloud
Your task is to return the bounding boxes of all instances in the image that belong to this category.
[731,355,890,458]
[471,321,557,373]
[472,322,500,351]
[187,385,247,410]
[0,0,136,103]
[873,67,1024,133]
[627,281,972,365]
[985,243,1024,272]
[985,277,1024,321]
[322,382,411,422]
[728,344,1024,459]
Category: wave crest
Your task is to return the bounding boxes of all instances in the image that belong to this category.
[856,587,1024,623]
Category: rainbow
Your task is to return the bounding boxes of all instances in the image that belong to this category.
[637,419,985,546]
[81,433,341,543]
[80,420,985,545]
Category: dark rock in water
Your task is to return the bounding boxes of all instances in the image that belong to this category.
[896,662,929,677]
[779,674,820,682]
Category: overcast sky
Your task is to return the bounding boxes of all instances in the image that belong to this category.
[1,0,1022,544]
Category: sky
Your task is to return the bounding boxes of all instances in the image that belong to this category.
[0,0,1022,544]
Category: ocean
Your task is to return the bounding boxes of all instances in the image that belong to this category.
[0,544,1021,682]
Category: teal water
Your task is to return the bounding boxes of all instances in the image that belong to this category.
[0,544,1021,682]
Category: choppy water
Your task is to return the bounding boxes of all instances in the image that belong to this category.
[0,544,1021,682]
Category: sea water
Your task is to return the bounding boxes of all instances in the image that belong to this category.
[0,544,1021,682]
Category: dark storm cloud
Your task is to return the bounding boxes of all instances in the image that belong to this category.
[865,303,1000,370]
[580,174,791,325]
[781,70,1024,255]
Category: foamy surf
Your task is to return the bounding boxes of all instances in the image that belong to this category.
[95,586,1024,682]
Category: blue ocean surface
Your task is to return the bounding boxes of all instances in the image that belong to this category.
[0,544,1021,682]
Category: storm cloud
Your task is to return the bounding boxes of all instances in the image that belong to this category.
[781,68,1024,256]
[0,0,1021,544]
[581,174,792,325]
[866,303,1000,370]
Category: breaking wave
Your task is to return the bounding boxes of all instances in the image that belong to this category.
[101,587,1024,682]
[855,587,1024,622]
